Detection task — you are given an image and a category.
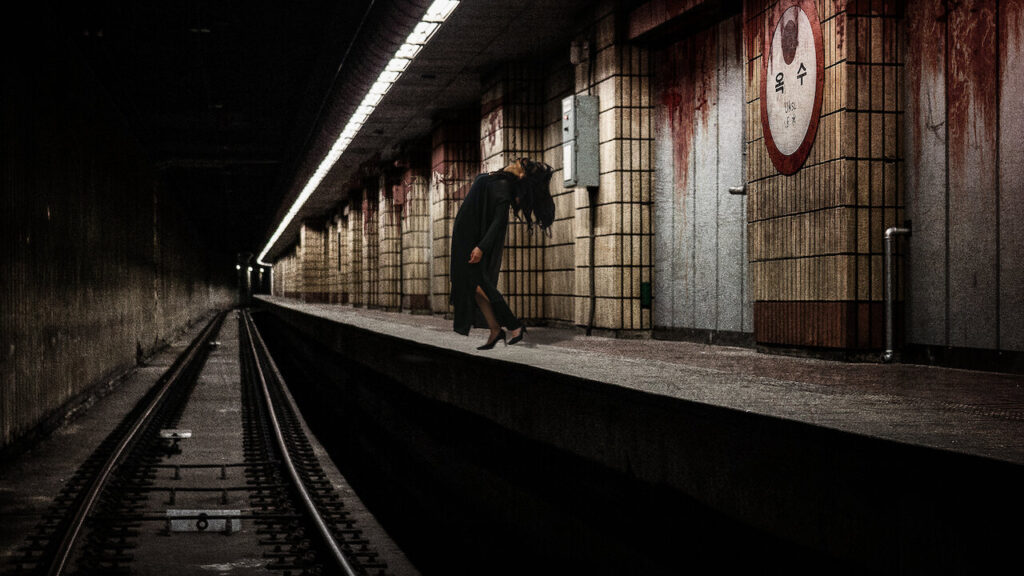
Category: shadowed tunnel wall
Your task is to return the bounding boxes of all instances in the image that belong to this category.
[0,7,235,451]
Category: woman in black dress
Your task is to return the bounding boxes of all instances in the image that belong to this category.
[450,158,554,349]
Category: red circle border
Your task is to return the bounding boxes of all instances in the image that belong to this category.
[759,0,825,176]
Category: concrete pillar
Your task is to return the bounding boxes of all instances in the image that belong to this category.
[745,0,903,349]
[347,196,365,307]
[572,2,654,335]
[298,222,327,303]
[430,118,479,315]
[326,218,341,303]
[401,171,432,313]
[480,63,547,324]
[334,212,350,304]
[361,191,380,308]
[378,174,402,311]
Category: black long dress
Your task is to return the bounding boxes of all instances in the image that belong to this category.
[450,171,517,335]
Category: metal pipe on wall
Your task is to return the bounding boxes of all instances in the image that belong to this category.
[883,226,912,362]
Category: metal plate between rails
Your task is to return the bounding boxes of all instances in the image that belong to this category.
[166,509,241,533]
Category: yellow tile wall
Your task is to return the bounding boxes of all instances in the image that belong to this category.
[401,173,431,311]
[572,2,653,333]
[745,0,904,348]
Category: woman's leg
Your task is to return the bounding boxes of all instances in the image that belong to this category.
[474,285,501,341]
[476,285,523,341]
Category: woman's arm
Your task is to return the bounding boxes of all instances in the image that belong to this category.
[475,196,510,259]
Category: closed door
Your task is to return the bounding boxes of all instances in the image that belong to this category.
[653,15,751,335]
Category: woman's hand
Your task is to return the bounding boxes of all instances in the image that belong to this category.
[468,247,483,264]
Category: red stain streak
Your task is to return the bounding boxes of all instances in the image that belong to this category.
[835,10,846,54]
[734,14,744,69]
[1003,0,1024,72]
[656,26,716,195]
[484,108,502,152]
[947,0,998,172]
[905,0,946,190]
[746,10,765,83]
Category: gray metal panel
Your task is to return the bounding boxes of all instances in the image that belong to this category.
[999,23,1024,352]
[946,6,998,350]
[715,17,750,334]
[905,24,948,348]
[653,106,677,327]
[693,53,719,331]
[652,16,749,335]
[681,115,698,329]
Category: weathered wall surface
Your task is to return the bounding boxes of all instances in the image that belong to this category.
[653,13,751,338]
[905,0,1024,353]
[1,18,234,450]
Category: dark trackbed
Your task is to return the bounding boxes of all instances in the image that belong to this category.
[4,310,389,576]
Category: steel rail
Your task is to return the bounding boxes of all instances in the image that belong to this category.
[240,310,358,576]
[45,312,224,576]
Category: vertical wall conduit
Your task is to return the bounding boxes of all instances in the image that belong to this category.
[883,225,912,362]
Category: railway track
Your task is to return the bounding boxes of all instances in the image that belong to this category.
[5,310,388,576]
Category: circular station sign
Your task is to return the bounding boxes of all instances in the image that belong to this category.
[760,0,824,175]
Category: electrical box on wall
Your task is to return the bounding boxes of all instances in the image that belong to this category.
[562,95,599,188]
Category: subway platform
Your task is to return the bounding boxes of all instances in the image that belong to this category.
[253,294,1024,574]
[257,295,1024,465]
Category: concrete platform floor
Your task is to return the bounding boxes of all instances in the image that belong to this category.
[256,296,1024,466]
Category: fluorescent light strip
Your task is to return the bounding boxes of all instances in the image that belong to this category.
[258,0,459,265]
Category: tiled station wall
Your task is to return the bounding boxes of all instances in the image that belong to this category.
[270,0,1020,356]
[2,11,234,450]
[745,0,904,349]
[573,3,654,333]
[481,64,548,324]
[273,0,654,334]
[429,120,478,314]
[401,172,432,313]
[378,175,403,311]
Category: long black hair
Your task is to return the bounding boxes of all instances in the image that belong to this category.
[511,158,555,232]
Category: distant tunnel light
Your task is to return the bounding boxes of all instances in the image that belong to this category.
[257,1,460,266]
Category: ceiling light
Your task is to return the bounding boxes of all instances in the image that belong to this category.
[424,0,459,22]
[257,1,460,266]
[406,22,439,45]
[386,58,411,72]
[395,43,421,59]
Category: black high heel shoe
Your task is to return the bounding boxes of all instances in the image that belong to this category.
[508,325,527,345]
[477,330,506,350]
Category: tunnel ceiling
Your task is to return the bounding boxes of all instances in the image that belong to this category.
[52,0,592,265]
[52,0,373,262]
